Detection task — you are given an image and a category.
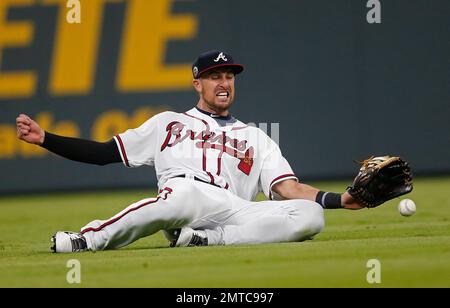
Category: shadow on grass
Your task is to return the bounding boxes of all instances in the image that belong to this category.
[122,245,171,251]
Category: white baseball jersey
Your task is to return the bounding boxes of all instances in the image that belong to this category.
[113,107,297,201]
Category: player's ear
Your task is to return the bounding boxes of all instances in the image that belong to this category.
[192,79,202,94]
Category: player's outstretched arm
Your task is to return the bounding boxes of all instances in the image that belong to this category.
[272,180,319,202]
[272,179,364,210]
[16,114,122,166]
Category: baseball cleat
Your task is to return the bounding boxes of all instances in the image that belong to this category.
[51,231,88,253]
[170,227,208,247]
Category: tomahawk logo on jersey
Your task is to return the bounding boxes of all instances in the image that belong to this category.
[113,107,297,201]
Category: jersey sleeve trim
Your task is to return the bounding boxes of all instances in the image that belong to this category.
[269,173,298,200]
[113,135,130,167]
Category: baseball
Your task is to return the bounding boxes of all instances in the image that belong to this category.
[398,199,416,217]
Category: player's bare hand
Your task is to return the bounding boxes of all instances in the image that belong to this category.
[341,191,365,210]
[16,114,45,145]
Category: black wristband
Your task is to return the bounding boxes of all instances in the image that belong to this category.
[315,191,343,209]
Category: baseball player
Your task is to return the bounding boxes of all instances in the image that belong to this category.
[16,50,365,253]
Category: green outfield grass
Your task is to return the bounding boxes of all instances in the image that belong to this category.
[0,177,449,288]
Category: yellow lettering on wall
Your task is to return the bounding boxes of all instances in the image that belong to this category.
[91,106,170,141]
[44,0,110,96]
[131,106,170,127]
[91,110,130,142]
[0,0,36,98]
[0,125,17,158]
[52,120,80,137]
[117,0,198,92]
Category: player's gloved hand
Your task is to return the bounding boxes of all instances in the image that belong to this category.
[347,156,413,209]
[16,114,45,145]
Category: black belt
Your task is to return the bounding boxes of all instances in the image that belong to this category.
[175,175,221,188]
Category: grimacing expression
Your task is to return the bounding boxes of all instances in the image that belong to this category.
[195,69,236,113]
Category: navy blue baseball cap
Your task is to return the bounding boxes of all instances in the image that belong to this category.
[192,50,244,79]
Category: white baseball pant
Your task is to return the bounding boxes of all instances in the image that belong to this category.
[80,177,324,251]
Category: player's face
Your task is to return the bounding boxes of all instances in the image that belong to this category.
[194,69,235,114]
